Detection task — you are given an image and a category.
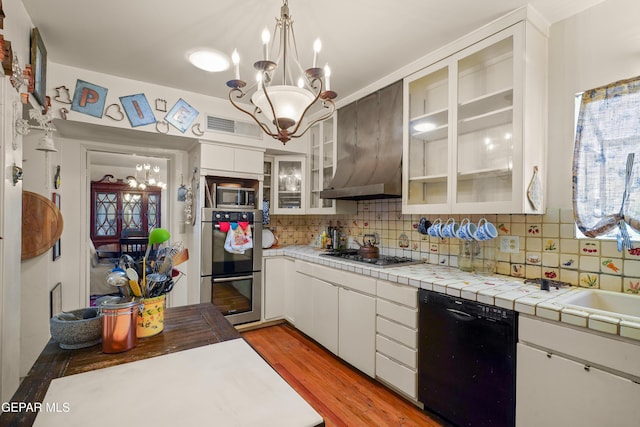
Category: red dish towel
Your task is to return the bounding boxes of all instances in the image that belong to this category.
[237,221,249,231]
[219,221,230,232]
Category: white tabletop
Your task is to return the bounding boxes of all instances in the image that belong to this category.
[34,338,323,427]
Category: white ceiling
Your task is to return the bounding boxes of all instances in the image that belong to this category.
[23,0,604,103]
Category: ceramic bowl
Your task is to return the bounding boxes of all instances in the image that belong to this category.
[49,308,103,349]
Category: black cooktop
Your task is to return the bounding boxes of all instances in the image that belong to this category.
[320,249,421,268]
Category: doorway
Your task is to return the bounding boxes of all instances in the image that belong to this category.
[86,150,170,301]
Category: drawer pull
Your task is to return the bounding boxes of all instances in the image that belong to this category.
[584,365,590,372]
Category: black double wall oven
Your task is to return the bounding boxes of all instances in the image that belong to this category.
[200,208,262,325]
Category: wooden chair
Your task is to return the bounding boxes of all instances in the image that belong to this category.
[119,229,148,259]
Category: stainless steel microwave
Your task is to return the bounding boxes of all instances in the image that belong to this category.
[210,183,256,209]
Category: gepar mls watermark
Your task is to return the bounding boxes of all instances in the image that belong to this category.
[2,401,70,413]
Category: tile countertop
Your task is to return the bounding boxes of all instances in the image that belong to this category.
[264,246,640,343]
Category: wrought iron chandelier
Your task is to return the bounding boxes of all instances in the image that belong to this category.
[226,0,337,145]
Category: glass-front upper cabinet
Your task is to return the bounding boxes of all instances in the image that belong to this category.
[405,65,450,211]
[403,19,547,214]
[263,157,273,206]
[455,35,514,209]
[273,156,306,214]
[309,117,335,211]
[307,114,356,214]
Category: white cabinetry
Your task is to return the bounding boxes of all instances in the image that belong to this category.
[338,287,376,377]
[263,257,295,321]
[311,277,339,354]
[293,268,313,335]
[293,260,376,375]
[517,316,640,427]
[375,280,418,400]
[403,19,547,214]
[308,115,356,215]
[200,142,263,176]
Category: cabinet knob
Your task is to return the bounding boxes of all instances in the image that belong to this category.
[546,352,552,358]
[584,365,590,372]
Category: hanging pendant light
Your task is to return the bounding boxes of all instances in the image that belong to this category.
[226,0,337,144]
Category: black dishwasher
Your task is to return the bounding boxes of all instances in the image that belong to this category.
[418,289,517,427]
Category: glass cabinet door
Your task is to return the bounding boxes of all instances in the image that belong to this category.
[309,124,322,209]
[321,118,335,208]
[455,35,514,205]
[263,158,273,205]
[309,117,336,211]
[405,65,450,210]
[274,157,305,213]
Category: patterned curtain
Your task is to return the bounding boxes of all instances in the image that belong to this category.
[573,76,640,251]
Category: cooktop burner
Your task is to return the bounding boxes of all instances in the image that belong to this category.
[320,249,421,268]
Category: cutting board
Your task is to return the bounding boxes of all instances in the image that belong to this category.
[33,339,323,426]
[21,191,64,260]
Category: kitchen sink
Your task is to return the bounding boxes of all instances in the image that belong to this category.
[558,289,640,320]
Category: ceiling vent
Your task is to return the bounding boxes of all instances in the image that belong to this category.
[205,115,263,140]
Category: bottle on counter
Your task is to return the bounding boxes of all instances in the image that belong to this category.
[327,226,334,250]
[321,230,327,249]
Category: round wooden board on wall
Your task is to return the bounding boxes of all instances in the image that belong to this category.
[21,191,64,260]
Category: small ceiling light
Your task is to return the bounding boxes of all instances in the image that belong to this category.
[188,49,230,72]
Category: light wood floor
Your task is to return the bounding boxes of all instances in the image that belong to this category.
[242,323,443,427]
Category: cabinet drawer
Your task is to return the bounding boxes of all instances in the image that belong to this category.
[376,352,417,399]
[314,263,376,295]
[376,316,417,349]
[377,280,418,308]
[519,316,640,379]
[376,334,417,369]
[377,299,418,328]
[295,260,314,276]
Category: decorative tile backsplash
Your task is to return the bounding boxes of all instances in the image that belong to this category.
[269,200,640,295]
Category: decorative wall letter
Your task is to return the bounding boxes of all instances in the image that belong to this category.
[71,79,108,118]
[119,93,156,127]
[165,98,198,133]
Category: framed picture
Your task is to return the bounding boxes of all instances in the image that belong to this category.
[50,282,62,317]
[165,98,199,133]
[52,192,61,261]
[31,27,47,107]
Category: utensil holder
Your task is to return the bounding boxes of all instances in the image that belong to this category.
[136,294,166,338]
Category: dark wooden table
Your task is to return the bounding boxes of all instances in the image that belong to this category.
[0,303,240,427]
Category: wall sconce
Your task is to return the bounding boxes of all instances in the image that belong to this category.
[15,108,57,152]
